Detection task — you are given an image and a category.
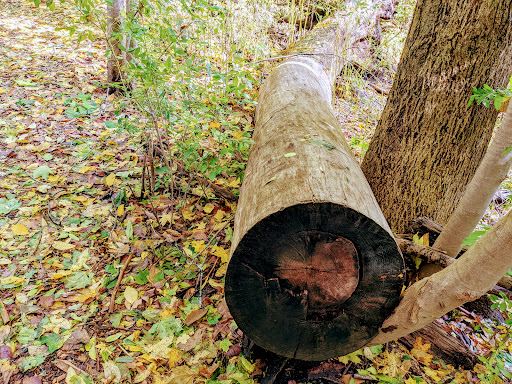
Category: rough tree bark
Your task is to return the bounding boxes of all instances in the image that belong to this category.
[434,102,512,258]
[226,0,404,361]
[361,0,512,233]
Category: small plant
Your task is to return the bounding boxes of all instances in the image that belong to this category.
[468,80,512,111]
[64,92,100,118]
[474,293,512,383]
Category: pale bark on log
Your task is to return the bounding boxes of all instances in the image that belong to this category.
[434,102,512,258]
[226,0,404,361]
[371,209,512,344]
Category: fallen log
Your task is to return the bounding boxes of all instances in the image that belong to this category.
[398,322,478,369]
[225,1,405,361]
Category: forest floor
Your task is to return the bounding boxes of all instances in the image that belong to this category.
[1,0,512,384]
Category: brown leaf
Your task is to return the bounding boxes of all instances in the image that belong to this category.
[23,376,42,384]
[341,376,364,384]
[39,295,54,308]
[0,346,12,361]
[184,308,208,326]
[63,329,90,346]
[53,359,87,375]
[0,305,9,325]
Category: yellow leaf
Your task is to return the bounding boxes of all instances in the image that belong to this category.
[338,349,363,364]
[50,271,73,280]
[213,210,226,222]
[411,336,433,365]
[190,240,206,253]
[74,288,97,303]
[203,203,215,214]
[182,207,196,221]
[79,166,96,174]
[0,276,25,286]
[167,348,182,368]
[124,286,138,305]
[105,173,116,186]
[53,241,75,251]
[405,378,425,384]
[232,131,244,140]
[160,212,176,226]
[147,336,175,360]
[211,245,230,263]
[65,367,77,384]
[215,263,228,277]
[70,249,89,271]
[229,178,241,188]
[117,204,124,217]
[11,224,28,236]
[160,307,175,319]
[209,121,221,129]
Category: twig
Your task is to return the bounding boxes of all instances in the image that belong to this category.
[108,252,135,314]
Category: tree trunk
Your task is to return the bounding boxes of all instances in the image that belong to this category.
[361,0,512,233]
[433,102,512,258]
[226,1,404,361]
[107,0,125,87]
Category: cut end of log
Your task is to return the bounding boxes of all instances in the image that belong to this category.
[225,203,405,361]
[275,232,360,321]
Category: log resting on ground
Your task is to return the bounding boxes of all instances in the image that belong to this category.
[225,0,404,361]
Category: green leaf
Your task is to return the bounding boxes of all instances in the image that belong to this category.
[110,313,122,327]
[117,356,134,363]
[462,228,490,247]
[283,152,296,158]
[0,197,22,215]
[310,139,336,151]
[502,146,512,156]
[105,332,124,342]
[19,354,47,371]
[125,220,133,240]
[40,333,64,353]
[65,271,93,290]
[17,326,37,344]
[33,165,52,180]
[219,338,232,352]
[494,95,503,111]
[15,79,37,87]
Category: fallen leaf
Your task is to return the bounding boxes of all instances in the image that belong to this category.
[52,241,75,251]
[11,224,29,236]
[105,173,116,186]
[124,286,138,305]
[185,308,208,326]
